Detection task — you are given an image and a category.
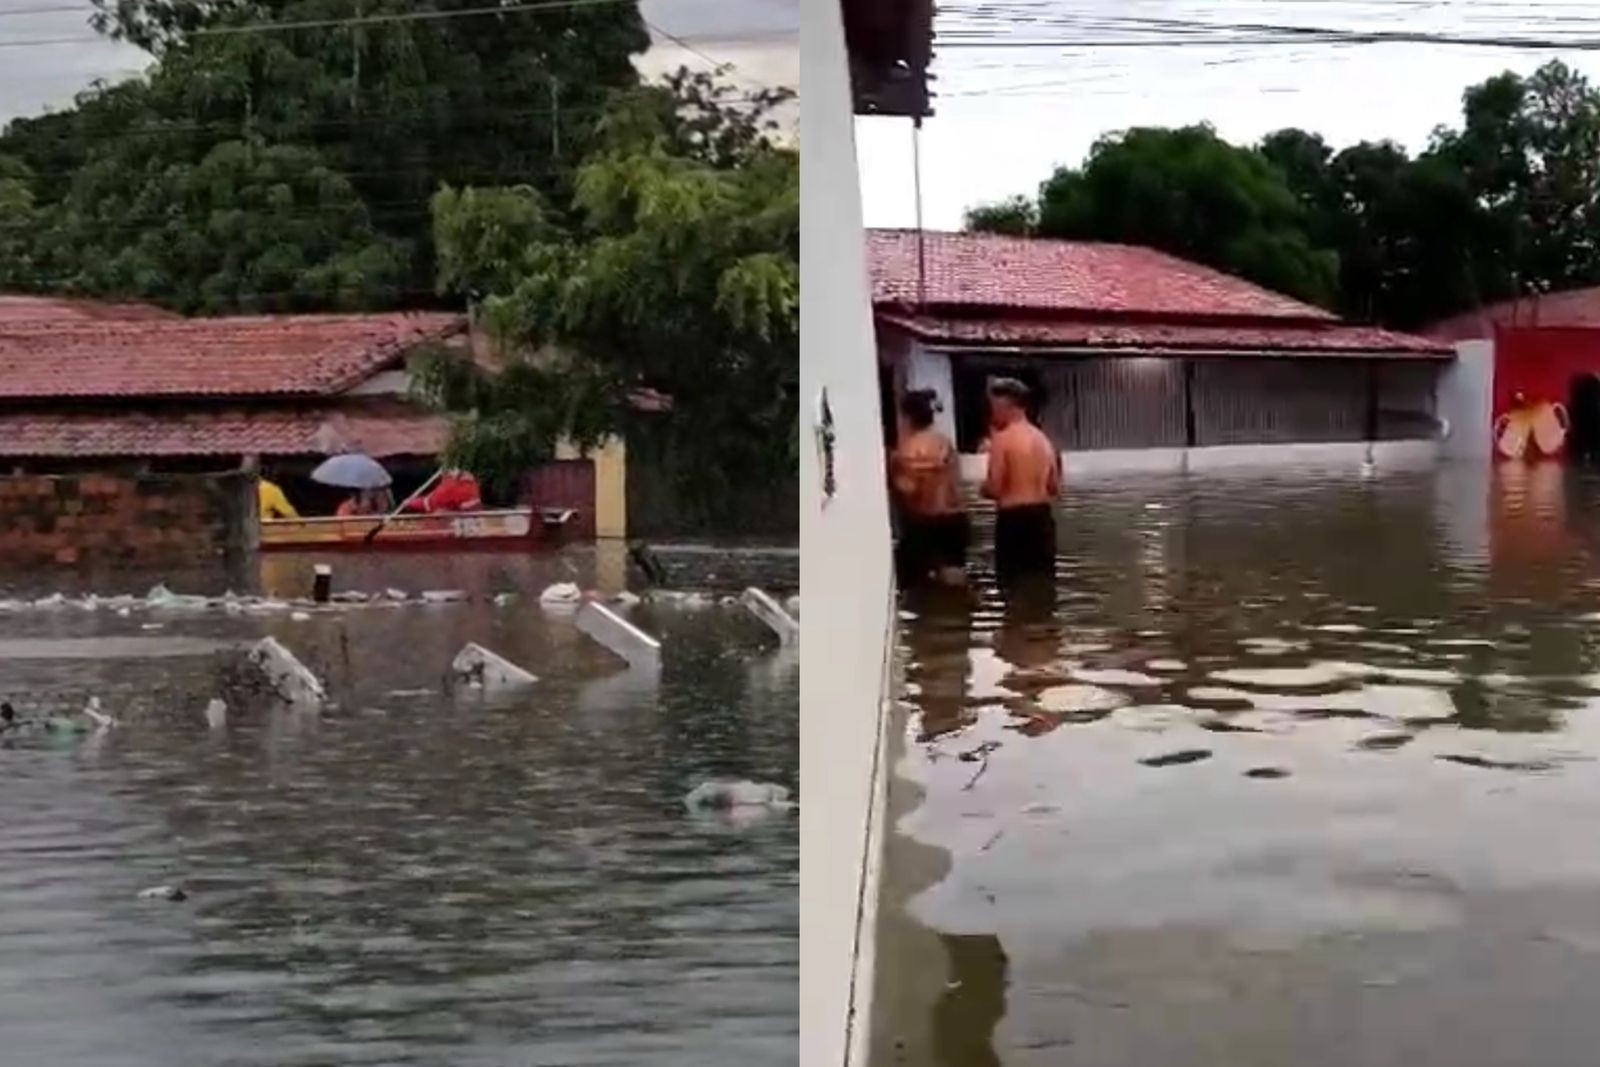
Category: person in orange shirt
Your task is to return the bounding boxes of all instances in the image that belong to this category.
[982,377,1060,584]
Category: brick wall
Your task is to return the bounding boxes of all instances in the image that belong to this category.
[0,471,259,569]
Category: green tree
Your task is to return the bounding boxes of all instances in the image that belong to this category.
[1037,125,1338,306]
[3,0,650,310]
[29,140,405,313]
[415,71,797,529]
[964,195,1037,236]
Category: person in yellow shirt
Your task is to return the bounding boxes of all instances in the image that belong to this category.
[259,477,299,520]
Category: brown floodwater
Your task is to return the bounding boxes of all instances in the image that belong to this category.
[875,461,1600,1067]
[0,548,796,1066]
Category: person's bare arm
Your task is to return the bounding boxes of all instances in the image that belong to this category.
[1046,441,1062,498]
[982,436,1007,501]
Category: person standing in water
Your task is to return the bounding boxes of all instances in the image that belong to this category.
[890,389,968,587]
[982,377,1060,583]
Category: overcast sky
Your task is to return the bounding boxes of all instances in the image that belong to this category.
[0,0,798,128]
[857,0,1600,230]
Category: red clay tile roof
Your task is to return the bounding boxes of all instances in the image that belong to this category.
[0,404,448,459]
[0,294,178,324]
[867,229,1338,321]
[879,312,1452,357]
[0,313,465,400]
[1421,288,1600,342]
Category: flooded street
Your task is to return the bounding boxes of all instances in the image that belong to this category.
[876,462,1600,1067]
[0,550,796,1066]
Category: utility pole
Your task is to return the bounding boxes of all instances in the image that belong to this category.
[550,74,561,159]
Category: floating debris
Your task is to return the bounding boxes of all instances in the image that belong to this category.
[290,612,311,622]
[492,592,518,607]
[683,780,794,811]
[450,643,539,691]
[742,587,799,646]
[1244,766,1291,779]
[612,590,642,608]
[1356,732,1415,751]
[81,697,116,731]
[576,601,661,671]
[1437,753,1556,773]
[203,698,227,731]
[137,884,187,902]
[1139,748,1213,768]
[421,590,467,604]
[539,582,583,609]
[1037,685,1128,714]
[248,637,326,707]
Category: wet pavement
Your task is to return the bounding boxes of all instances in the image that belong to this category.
[874,462,1600,1067]
[0,549,796,1066]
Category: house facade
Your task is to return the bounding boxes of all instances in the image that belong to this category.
[870,229,1457,476]
[0,302,625,539]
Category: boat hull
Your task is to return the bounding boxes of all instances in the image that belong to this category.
[261,508,543,551]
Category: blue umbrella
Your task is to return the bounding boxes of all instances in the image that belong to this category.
[310,453,392,490]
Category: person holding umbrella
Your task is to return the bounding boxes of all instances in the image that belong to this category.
[310,452,395,517]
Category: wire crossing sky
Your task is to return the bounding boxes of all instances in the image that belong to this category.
[857,0,1600,229]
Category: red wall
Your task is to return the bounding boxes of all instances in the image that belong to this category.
[1493,325,1600,458]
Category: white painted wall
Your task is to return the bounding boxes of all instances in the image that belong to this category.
[1438,340,1495,460]
[960,439,1441,483]
[904,342,957,440]
[800,4,897,1066]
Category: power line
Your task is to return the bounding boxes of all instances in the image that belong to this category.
[0,0,635,49]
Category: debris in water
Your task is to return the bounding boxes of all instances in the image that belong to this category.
[33,593,66,609]
[1037,685,1128,714]
[384,588,408,601]
[492,592,517,606]
[203,699,227,730]
[612,590,641,608]
[1139,748,1213,768]
[742,587,799,646]
[248,637,326,707]
[421,590,467,604]
[137,885,187,902]
[1438,753,1556,772]
[1244,766,1291,779]
[683,780,794,811]
[1356,732,1415,751]
[331,591,368,604]
[81,696,116,731]
[576,601,661,671]
[957,741,1002,763]
[1199,719,1263,734]
[290,612,311,622]
[539,582,583,608]
[450,643,539,691]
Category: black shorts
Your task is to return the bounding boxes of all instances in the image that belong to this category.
[994,503,1056,583]
[896,512,969,585]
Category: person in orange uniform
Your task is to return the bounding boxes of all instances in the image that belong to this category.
[403,470,484,513]
[982,377,1060,584]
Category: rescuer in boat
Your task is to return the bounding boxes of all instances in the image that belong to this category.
[889,389,968,587]
[982,377,1060,584]
[403,469,483,514]
[259,475,300,520]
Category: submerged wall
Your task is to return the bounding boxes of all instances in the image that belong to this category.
[0,472,258,570]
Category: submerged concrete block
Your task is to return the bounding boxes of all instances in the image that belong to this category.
[742,587,799,646]
[248,636,326,707]
[451,642,539,691]
[576,601,660,671]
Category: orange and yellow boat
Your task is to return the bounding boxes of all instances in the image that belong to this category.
[260,507,576,551]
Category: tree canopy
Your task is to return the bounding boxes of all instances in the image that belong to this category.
[1,0,649,309]
[414,71,798,529]
[965,60,1600,329]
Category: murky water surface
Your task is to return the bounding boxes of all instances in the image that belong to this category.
[0,549,796,1066]
[885,463,1600,1067]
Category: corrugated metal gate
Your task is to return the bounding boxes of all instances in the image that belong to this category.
[955,354,1440,450]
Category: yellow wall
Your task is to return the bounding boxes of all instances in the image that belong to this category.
[555,434,627,540]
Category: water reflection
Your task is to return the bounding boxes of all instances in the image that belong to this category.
[0,552,796,1066]
[883,463,1600,1067]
